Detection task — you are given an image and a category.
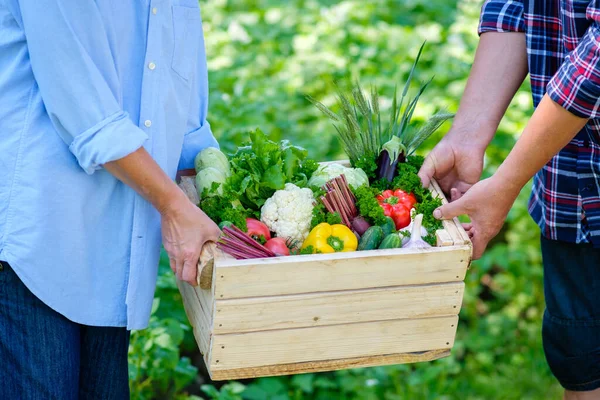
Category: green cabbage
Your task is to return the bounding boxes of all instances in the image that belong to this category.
[308,163,369,189]
[194,147,231,176]
[196,167,227,198]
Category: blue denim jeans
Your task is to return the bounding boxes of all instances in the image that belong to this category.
[0,261,130,400]
[541,236,600,391]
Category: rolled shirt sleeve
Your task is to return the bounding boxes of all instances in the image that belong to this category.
[478,0,525,35]
[547,3,600,119]
[8,0,148,174]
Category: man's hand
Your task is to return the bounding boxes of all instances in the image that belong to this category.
[160,191,221,285]
[418,136,485,201]
[431,95,589,260]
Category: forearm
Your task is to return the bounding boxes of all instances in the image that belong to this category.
[104,147,186,215]
[494,95,588,195]
[449,32,528,150]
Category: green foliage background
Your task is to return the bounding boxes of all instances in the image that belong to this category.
[128,0,562,398]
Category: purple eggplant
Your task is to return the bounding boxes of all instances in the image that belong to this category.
[376,136,406,182]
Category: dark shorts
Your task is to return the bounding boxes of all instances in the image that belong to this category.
[0,261,130,400]
[541,236,600,392]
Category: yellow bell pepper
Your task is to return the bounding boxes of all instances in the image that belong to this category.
[301,223,358,253]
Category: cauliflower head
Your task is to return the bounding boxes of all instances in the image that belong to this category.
[260,183,315,244]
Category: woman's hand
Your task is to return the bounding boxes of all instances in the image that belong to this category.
[160,191,221,285]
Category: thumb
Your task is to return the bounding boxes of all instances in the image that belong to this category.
[433,197,468,221]
[418,154,436,188]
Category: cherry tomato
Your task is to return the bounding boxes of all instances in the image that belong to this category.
[264,237,290,256]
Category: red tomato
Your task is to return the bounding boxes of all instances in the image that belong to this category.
[246,218,271,242]
[264,237,290,256]
[391,206,411,230]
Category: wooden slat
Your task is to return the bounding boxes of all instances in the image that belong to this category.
[456,220,471,246]
[177,281,212,357]
[215,246,470,300]
[209,315,458,370]
[435,229,453,247]
[442,219,462,245]
[429,180,471,246]
[209,349,451,381]
[197,242,216,289]
[213,282,464,334]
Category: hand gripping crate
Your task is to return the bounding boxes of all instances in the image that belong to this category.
[176,167,471,381]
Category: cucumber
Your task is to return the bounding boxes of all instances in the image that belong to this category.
[358,226,385,251]
[379,233,402,249]
[379,216,396,236]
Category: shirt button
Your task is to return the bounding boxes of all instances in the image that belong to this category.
[148,62,156,70]
[144,120,152,128]
[152,7,158,15]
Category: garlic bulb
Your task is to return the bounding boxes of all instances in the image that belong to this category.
[399,210,428,246]
[402,214,431,249]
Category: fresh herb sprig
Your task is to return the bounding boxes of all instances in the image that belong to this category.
[309,42,453,182]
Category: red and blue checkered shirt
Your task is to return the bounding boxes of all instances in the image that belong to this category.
[480,0,600,246]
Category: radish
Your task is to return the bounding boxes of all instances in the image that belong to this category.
[264,237,291,256]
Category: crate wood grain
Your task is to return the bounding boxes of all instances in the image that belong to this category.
[209,349,451,381]
[209,315,458,371]
[213,281,464,333]
[175,165,471,381]
[430,179,471,246]
[214,246,469,300]
[177,281,212,360]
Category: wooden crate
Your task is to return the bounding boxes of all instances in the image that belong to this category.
[176,169,471,381]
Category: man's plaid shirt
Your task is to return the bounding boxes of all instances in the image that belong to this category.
[480,0,600,246]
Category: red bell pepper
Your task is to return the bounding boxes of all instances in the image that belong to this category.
[393,189,417,209]
[376,189,415,230]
